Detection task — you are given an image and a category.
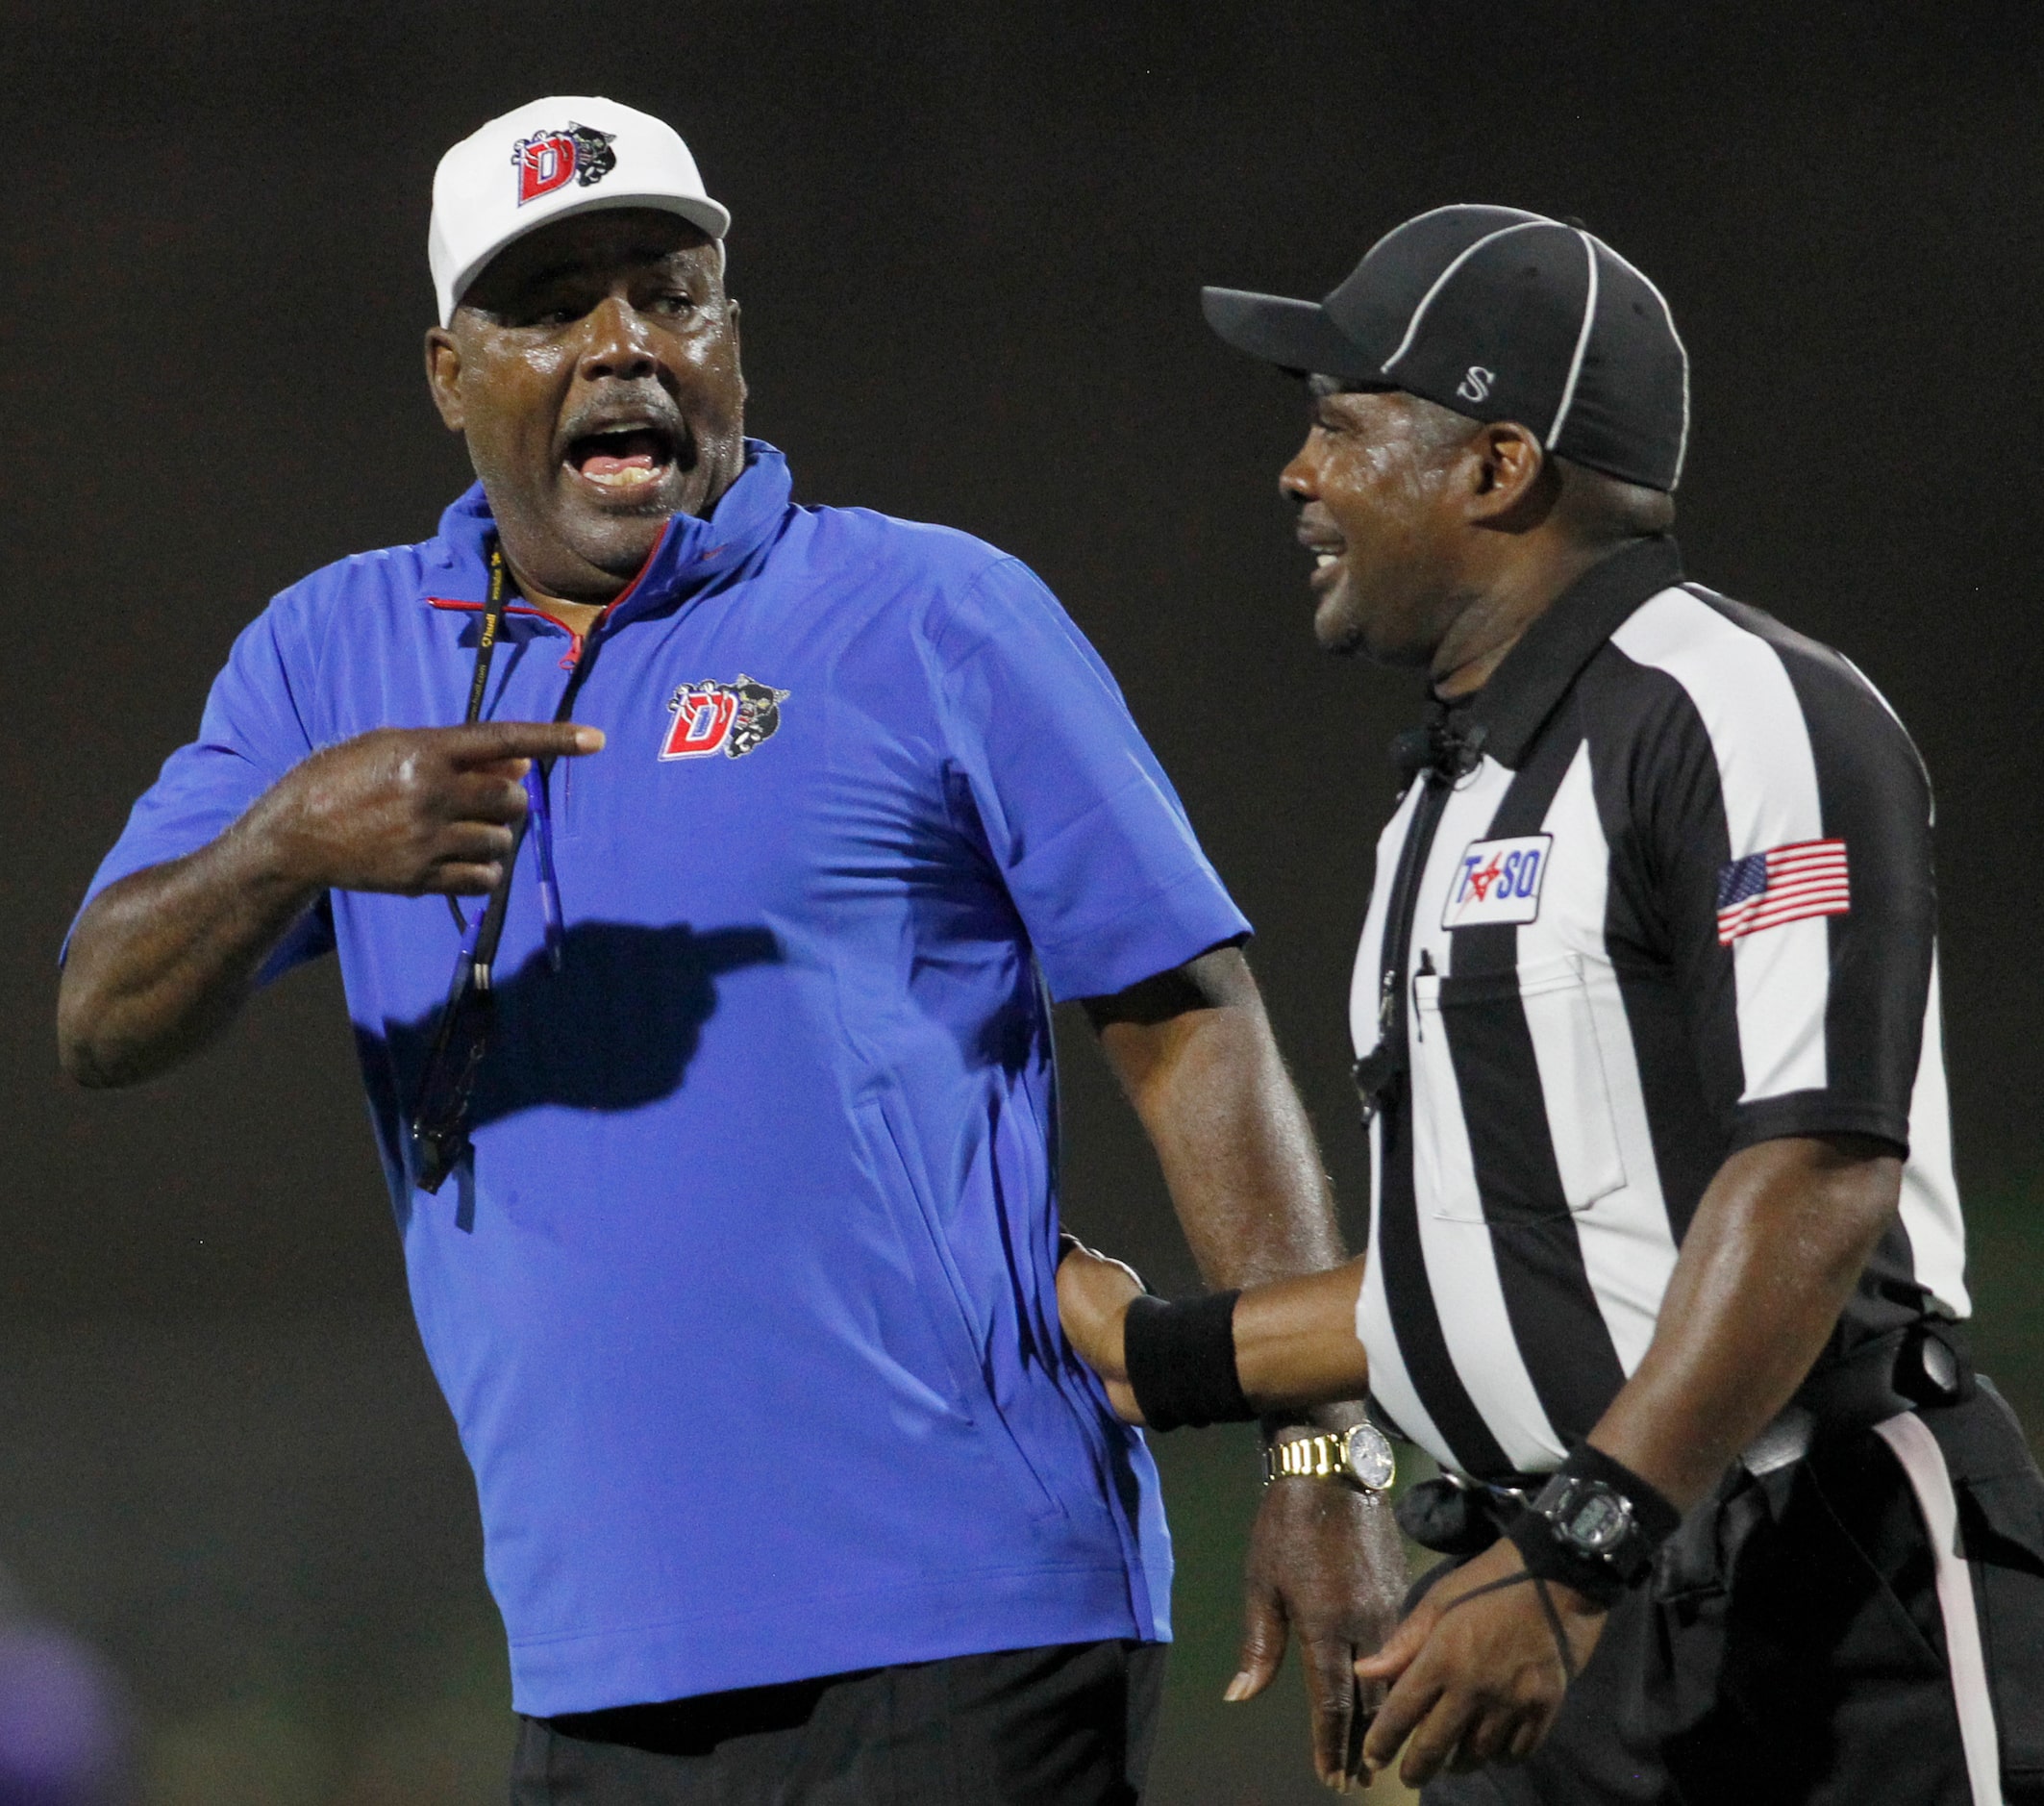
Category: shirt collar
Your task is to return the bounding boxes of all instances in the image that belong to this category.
[425,438,794,619]
[1459,535,1683,768]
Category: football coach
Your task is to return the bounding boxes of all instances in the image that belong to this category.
[55,98,1405,1802]
[1059,205,2044,1803]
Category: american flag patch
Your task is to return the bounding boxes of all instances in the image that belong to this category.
[1715,839,1851,945]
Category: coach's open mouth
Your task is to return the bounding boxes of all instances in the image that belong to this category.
[565,426,679,494]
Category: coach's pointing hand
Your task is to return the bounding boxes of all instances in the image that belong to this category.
[255,721,604,896]
[59,720,603,1090]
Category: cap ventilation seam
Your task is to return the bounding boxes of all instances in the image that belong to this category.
[1546,231,1601,448]
[1379,219,1550,379]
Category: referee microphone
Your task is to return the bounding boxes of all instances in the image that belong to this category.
[1353,703,1489,1123]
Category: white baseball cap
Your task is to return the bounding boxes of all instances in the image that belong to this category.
[428,96,731,326]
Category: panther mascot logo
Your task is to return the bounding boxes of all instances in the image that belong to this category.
[725,676,790,758]
[511,122,619,206]
[661,676,790,761]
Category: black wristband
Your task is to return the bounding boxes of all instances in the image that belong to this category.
[1504,1510,1628,1608]
[1121,1291,1253,1433]
[1505,1443,1682,1609]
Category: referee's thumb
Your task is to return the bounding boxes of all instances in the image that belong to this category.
[1226,1590,1288,1703]
[1353,1611,1427,1682]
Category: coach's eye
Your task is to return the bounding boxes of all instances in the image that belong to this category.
[514,298,586,329]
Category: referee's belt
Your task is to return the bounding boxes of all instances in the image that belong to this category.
[1745,1317,1975,1475]
[1399,1318,1974,1557]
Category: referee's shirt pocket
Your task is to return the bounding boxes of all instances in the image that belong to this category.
[1412,955,1630,1224]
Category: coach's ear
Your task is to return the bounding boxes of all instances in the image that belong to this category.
[425,326,467,433]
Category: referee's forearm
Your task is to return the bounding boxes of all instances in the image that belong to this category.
[1585,1134,1903,1511]
[1229,1262,1372,1409]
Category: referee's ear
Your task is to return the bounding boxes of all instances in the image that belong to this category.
[1463,419,1557,534]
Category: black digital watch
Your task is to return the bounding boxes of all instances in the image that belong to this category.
[1529,1472,1655,1585]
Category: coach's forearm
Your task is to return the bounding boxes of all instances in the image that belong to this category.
[61,719,597,1089]
[1586,1133,1902,1511]
[1087,953,1373,1431]
[1089,946,1346,1289]
[58,817,326,1090]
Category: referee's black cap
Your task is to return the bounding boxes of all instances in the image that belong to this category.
[1202,204,1690,492]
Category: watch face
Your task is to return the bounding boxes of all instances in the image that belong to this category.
[1560,1483,1631,1552]
[1342,1426,1397,1491]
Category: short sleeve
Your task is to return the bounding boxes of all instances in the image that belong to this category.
[67,602,337,979]
[929,558,1250,1001]
[1621,603,1932,1155]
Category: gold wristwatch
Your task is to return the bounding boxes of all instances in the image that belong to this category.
[1262,1423,1397,1492]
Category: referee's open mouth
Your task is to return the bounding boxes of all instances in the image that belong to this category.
[1299,527,1345,592]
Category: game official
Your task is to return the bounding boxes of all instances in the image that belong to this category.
[1059,206,2044,1802]
[56,99,1405,1802]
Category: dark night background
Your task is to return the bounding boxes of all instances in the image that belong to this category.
[3,4,2041,1800]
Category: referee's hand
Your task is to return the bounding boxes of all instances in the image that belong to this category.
[1355,1536,1606,1788]
[253,721,605,897]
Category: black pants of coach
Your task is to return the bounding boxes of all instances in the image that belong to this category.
[1422,1381,2044,1806]
[509,1639,1165,1805]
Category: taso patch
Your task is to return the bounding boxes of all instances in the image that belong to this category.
[1441,835,1553,929]
[511,122,618,206]
[661,677,790,761]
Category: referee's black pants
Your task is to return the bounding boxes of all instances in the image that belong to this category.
[1420,1381,2044,1806]
[508,1638,1165,1805]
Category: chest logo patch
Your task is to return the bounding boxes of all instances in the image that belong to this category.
[1441,834,1553,930]
[661,676,790,761]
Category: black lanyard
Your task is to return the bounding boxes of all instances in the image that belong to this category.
[411,545,606,1195]
[446,546,511,934]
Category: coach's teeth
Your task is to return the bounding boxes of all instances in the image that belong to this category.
[573,427,670,488]
[583,463,659,489]
[1315,553,1338,568]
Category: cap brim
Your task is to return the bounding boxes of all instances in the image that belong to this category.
[443,190,733,325]
[1200,287,1383,380]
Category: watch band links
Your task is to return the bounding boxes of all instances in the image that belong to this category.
[1260,1425,1396,1492]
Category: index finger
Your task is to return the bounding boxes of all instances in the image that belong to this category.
[1363,1648,1444,1775]
[438,720,605,765]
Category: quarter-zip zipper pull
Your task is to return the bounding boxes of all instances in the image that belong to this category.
[525,765,565,973]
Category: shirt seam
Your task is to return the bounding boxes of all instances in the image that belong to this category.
[1030,864,1245,974]
[1727,1093,1908,1156]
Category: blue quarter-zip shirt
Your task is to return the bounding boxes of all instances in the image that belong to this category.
[78,443,1251,1715]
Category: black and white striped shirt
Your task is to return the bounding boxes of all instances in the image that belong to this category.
[1350,537,1965,1482]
